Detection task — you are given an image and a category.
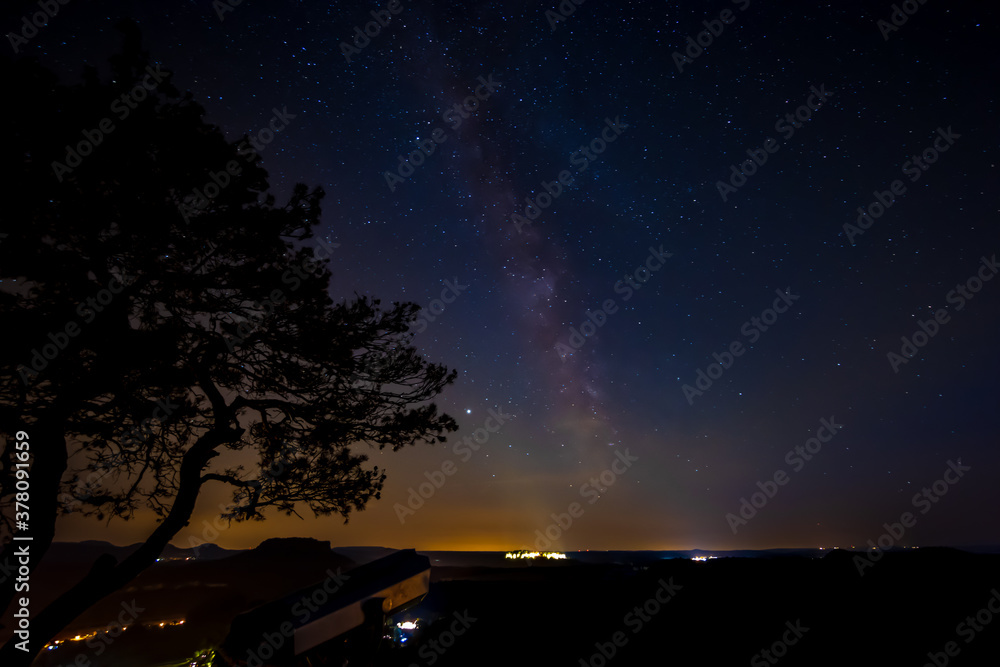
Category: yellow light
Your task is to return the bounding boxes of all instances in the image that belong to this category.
[505,550,566,560]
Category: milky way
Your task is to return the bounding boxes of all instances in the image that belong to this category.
[27,0,1000,551]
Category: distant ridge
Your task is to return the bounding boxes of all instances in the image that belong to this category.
[40,540,244,563]
[331,545,399,564]
[36,541,996,572]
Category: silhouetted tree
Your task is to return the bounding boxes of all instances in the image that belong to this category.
[0,20,456,664]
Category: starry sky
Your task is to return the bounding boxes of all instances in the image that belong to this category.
[16,0,1000,551]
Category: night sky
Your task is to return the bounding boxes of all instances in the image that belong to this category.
[15,0,999,551]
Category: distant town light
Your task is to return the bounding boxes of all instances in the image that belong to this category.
[504,550,566,560]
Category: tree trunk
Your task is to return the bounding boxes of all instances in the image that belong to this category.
[0,419,68,622]
[0,428,229,666]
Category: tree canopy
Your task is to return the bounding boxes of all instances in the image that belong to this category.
[0,20,457,663]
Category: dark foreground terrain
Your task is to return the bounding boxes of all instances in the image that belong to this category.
[393,548,1000,666]
[6,542,999,666]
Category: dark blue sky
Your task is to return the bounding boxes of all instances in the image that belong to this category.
[18,0,999,550]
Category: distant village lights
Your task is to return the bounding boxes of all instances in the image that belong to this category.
[505,550,567,560]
